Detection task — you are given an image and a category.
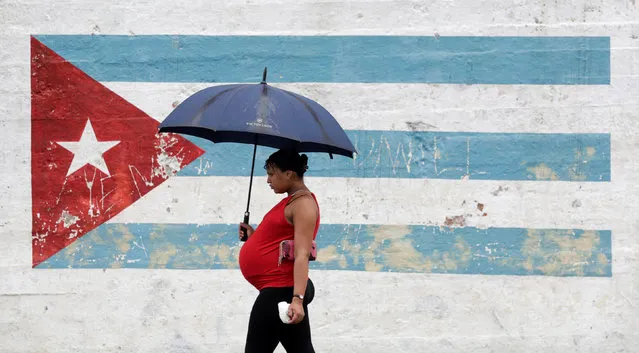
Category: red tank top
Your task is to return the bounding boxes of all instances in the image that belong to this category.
[239,193,320,290]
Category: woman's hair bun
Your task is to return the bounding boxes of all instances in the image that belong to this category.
[264,149,310,177]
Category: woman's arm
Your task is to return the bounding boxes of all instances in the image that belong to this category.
[288,196,318,323]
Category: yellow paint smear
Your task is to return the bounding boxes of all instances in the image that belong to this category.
[148,244,178,268]
[314,244,348,268]
[344,242,361,266]
[369,225,412,242]
[316,245,339,264]
[365,261,383,272]
[596,253,609,275]
[114,224,136,254]
[385,239,430,271]
[521,229,603,276]
[384,236,471,273]
[320,225,474,274]
[359,243,381,271]
[203,244,238,268]
[527,163,559,181]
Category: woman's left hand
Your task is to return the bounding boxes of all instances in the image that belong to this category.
[287,300,305,324]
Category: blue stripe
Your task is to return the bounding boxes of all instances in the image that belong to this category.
[37,223,611,277]
[179,131,611,181]
[34,35,610,84]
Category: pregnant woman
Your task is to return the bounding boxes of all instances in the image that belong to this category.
[238,148,320,353]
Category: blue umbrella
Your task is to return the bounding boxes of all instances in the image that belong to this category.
[158,68,357,239]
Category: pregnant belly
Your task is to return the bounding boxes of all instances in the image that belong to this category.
[239,240,293,290]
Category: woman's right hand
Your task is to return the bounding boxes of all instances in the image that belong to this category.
[238,223,255,241]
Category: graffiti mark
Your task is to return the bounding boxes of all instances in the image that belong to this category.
[465,137,470,179]
[406,121,437,131]
[350,134,418,176]
[433,135,440,175]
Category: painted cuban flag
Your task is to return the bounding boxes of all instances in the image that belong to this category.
[30,34,612,278]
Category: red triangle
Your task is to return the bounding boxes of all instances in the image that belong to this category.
[30,37,205,267]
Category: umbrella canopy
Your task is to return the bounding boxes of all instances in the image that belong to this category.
[159,68,356,158]
[158,68,356,239]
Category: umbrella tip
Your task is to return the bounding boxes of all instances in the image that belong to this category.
[261,67,268,84]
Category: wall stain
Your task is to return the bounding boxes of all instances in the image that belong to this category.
[444,215,466,228]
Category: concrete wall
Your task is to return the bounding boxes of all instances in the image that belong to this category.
[1,0,638,352]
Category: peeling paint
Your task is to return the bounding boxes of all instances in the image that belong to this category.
[67,229,79,239]
[153,134,185,179]
[154,152,183,179]
[32,233,48,244]
[57,210,79,228]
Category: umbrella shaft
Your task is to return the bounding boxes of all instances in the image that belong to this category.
[245,142,258,217]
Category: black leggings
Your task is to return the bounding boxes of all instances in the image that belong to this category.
[245,278,315,353]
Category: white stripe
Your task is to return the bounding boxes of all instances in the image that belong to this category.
[1,268,633,351]
[104,81,639,134]
[108,176,615,230]
[3,0,638,39]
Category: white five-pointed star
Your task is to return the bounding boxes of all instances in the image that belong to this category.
[56,119,121,177]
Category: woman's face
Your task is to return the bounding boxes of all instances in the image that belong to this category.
[266,164,292,193]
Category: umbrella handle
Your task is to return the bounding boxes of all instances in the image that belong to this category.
[240,212,249,241]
